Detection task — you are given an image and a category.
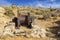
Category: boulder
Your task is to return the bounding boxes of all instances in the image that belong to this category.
[3,26,14,36]
[31,24,46,38]
[3,22,15,37]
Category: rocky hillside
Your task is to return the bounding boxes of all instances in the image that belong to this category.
[0,7,11,30]
[1,5,60,16]
[0,5,60,40]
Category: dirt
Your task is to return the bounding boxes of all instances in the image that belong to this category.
[3,17,59,40]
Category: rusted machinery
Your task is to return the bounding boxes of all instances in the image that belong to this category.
[12,10,35,29]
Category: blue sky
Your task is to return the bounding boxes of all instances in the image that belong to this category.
[0,0,60,8]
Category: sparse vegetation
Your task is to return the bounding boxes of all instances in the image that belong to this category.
[50,8,56,11]
[51,13,57,17]
[50,6,56,11]
[0,5,60,40]
[4,9,15,17]
[35,12,41,15]
[41,11,51,20]
[11,3,17,9]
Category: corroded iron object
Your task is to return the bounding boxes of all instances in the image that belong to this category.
[12,11,35,29]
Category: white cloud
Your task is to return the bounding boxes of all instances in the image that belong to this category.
[50,0,56,2]
[35,2,60,8]
[51,3,60,8]
[50,0,55,2]
[36,4,49,8]
[47,0,56,2]
[36,4,44,7]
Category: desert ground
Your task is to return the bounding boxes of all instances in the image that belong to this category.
[0,5,60,40]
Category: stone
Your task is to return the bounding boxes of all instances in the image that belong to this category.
[14,29,25,33]
[31,24,46,38]
[39,28,46,37]
[3,32,14,37]
[31,24,41,31]
[14,29,26,36]
[30,30,40,38]
[4,22,15,31]
[3,26,14,36]
[25,33,31,38]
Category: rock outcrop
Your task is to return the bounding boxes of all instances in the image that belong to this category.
[0,22,46,38]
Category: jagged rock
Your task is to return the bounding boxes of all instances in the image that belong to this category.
[0,20,46,38]
[3,22,15,37]
[4,22,15,31]
[39,28,46,37]
[14,29,26,36]
[25,33,31,38]
[32,24,40,30]
[3,26,14,36]
[30,30,40,38]
[31,24,46,38]
[25,31,31,38]
[3,32,14,37]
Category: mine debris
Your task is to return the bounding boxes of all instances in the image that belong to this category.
[12,12,35,29]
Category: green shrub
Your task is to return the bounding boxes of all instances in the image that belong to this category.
[31,10,35,13]
[5,10,15,17]
[35,12,41,15]
[43,13,51,20]
[51,13,57,17]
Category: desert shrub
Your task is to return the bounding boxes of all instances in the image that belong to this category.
[37,17,44,20]
[51,13,57,17]
[50,9,56,11]
[43,13,51,20]
[53,17,57,20]
[50,7,56,11]
[31,10,35,13]
[4,10,15,17]
[35,12,41,15]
